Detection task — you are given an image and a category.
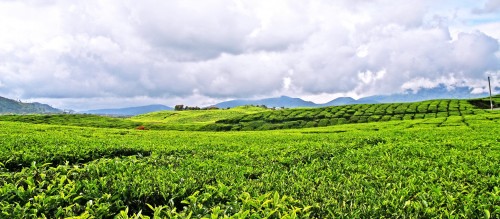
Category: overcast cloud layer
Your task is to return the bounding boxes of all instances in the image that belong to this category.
[0,0,499,110]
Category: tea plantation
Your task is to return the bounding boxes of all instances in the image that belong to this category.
[204,99,491,131]
[0,98,499,218]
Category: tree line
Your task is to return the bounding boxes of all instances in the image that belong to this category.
[174,105,219,111]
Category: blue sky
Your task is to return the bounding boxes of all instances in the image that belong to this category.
[0,0,499,110]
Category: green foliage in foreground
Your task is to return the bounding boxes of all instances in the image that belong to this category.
[205,99,484,131]
[1,110,499,218]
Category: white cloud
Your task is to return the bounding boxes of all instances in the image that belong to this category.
[0,0,499,109]
[473,0,500,14]
[282,77,292,90]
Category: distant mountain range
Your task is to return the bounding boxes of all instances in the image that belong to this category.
[356,84,495,104]
[213,84,495,108]
[82,104,173,116]
[214,96,367,108]
[0,96,62,114]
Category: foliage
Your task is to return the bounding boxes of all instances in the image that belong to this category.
[0,114,142,129]
[205,99,483,131]
[468,94,500,109]
[130,105,269,130]
[1,108,499,218]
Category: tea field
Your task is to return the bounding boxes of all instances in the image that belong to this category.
[0,106,270,131]
[0,99,499,218]
[205,99,493,131]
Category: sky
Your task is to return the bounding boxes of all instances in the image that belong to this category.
[0,0,499,110]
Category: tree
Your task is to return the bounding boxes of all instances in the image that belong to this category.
[174,105,184,111]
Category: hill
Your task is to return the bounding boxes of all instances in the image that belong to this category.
[130,105,269,130]
[82,104,172,116]
[0,105,269,130]
[203,98,493,131]
[320,97,357,106]
[215,96,317,108]
[0,96,61,114]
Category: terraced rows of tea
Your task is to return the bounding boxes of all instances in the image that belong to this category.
[0,98,499,218]
[205,99,483,131]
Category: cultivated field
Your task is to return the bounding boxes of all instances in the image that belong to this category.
[0,98,499,218]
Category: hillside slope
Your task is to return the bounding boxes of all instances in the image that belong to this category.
[203,99,492,131]
[130,105,269,130]
[0,96,61,114]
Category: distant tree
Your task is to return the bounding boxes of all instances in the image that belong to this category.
[174,105,184,111]
[203,106,219,110]
[175,105,219,111]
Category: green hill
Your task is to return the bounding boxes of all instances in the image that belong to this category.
[0,96,61,114]
[203,99,492,131]
[130,105,269,130]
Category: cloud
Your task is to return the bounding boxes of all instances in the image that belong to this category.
[0,0,499,109]
[473,0,500,14]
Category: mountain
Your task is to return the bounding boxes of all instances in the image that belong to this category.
[0,96,62,114]
[320,97,357,106]
[213,84,495,109]
[82,104,172,116]
[357,84,493,104]
[215,96,317,108]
